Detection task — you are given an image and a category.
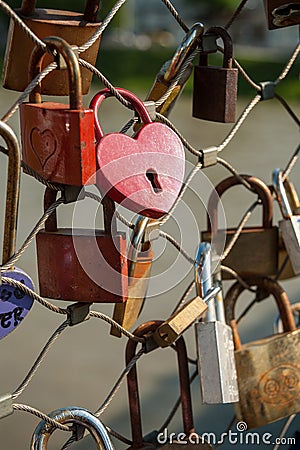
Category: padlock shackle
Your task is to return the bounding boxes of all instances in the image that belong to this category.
[43,188,116,236]
[273,168,293,219]
[30,407,114,449]
[126,321,194,448]
[206,175,273,235]
[90,88,152,142]
[225,276,297,351]
[199,26,233,69]
[0,122,21,265]
[128,216,150,278]
[21,0,100,21]
[29,36,82,110]
[163,22,204,82]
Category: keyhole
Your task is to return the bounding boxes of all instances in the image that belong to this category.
[146,169,162,194]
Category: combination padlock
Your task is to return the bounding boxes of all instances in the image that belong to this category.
[0,121,34,339]
[263,0,300,29]
[19,37,96,186]
[225,276,300,429]
[126,321,213,449]
[36,189,128,303]
[273,168,300,275]
[192,26,238,123]
[195,243,239,404]
[90,87,185,219]
[31,406,114,449]
[202,174,279,279]
[2,0,101,95]
[111,216,155,337]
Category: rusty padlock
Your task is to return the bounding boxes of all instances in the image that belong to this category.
[192,26,238,123]
[90,87,185,219]
[111,216,155,337]
[126,321,213,449]
[201,175,279,279]
[2,0,101,95]
[19,37,96,186]
[31,406,114,449]
[225,276,300,429]
[0,121,34,339]
[263,0,300,29]
[35,189,128,303]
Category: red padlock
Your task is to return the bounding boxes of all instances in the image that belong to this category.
[90,88,185,219]
[19,36,96,186]
[36,189,128,303]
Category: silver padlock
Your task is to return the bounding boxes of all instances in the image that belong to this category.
[195,243,239,404]
[31,406,114,449]
[273,168,300,275]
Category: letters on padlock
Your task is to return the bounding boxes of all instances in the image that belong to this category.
[90,87,185,219]
[0,121,34,340]
[126,321,213,449]
[263,0,300,29]
[193,26,238,123]
[2,0,101,95]
[202,174,279,279]
[273,168,300,275]
[195,243,239,404]
[19,37,96,186]
[36,189,128,303]
[31,407,114,449]
[225,276,300,429]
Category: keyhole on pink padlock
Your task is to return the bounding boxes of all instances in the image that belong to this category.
[146,169,162,194]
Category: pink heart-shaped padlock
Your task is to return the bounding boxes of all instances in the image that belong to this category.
[90,88,185,219]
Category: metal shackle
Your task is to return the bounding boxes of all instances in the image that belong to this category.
[20,0,101,22]
[273,168,293,219]
[0,121,21,265]
[206,174,274,236]
[30,407,114,450]
[126,321,194,449]
[199,26,234,69]
[29,36,82,109]
[128,216,150,279]
[224,276,297,350]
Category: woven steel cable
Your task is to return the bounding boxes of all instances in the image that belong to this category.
[217,157,255,191]
[224,0,250,30]
[12,403,71,431]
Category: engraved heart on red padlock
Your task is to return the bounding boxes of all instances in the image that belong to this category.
[90,88,185,219]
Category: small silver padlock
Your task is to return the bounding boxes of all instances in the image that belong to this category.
[31,406,114,449]
[195,242,239,404]
[273,168,300,275]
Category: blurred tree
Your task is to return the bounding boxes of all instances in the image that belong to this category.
[185,0,237,22]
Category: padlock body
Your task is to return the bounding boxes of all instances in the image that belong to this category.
[202,226,279,279]
[2,9,101,95]
[36,228,128,303]
[279,217,300,274]
[19,102,96,185]
[193,65,238,123]
[263,0,300,29]
[234,329,300,428]
[278,232,296,279]
[195,321,239,404]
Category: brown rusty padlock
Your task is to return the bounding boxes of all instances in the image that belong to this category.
[111,217,155,337]
[126,321,212,449]
[36,188,128,303]
[201,174,279,279]
[263,0,300,29]
[2,0,101,95]
[19,36,96,186]
[192,26,238,123]
[225,276,300,429]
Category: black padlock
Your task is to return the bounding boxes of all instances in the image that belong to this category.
[192,26,238,123]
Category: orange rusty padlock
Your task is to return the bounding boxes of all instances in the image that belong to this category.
[19,36,96,186]
[225,276,300,429]
[192,26,238,123]
[126,321,212,449]
[201,175,279,279]
[2,0,101,95]
[36,188,128,303]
